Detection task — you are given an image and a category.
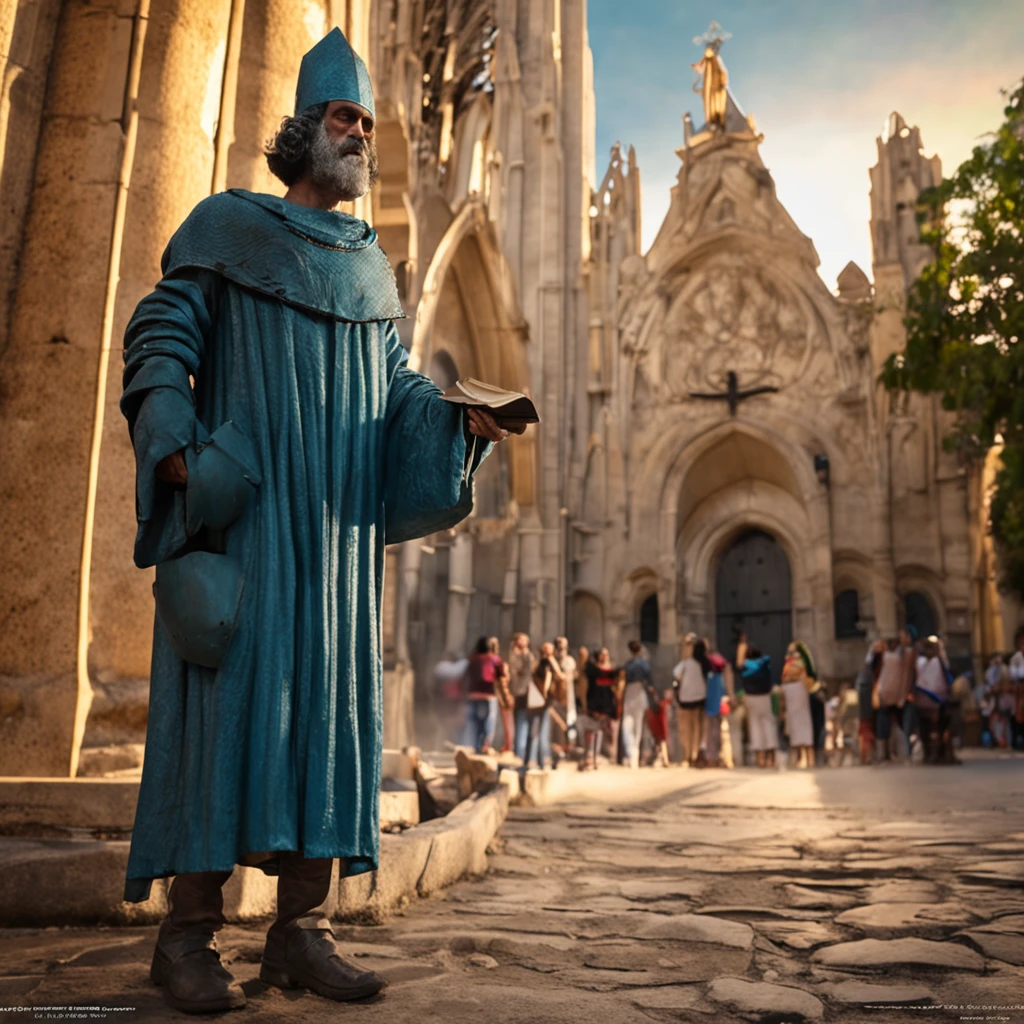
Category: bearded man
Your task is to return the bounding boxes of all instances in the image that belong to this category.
[121,28,513,1014]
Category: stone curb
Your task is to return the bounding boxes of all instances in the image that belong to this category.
[0,780,511,928]
[335,781,512,923]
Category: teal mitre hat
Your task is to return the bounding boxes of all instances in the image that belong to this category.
[295,27,375,119]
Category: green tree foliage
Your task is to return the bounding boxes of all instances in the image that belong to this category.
[881,80,1024,598]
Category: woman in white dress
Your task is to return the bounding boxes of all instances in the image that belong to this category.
[781,641,816,768]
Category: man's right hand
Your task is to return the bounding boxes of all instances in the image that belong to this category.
[156,449,188,486]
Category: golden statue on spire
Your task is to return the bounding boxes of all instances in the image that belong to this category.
[691,21,730,130]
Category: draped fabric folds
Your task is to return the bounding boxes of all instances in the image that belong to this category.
[121,192,488,902]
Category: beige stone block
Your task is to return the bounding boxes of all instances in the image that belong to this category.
[76,744,145,777]
[379,788,419,827]
[0,777,140,830]
[361,829,435,919]
[454,747,500,800]
[381,748,416,780]
[0,674,81,777]
[335,868,376,920]
[0,837,166,925]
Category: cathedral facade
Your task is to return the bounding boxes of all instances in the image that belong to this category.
[585,100,978,682]
[0,0,1014,774]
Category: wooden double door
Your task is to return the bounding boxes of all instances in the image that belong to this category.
[715,529,792,682]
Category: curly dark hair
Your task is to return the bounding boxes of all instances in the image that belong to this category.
[264,103,329,186]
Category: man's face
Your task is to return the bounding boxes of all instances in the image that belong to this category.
[555,638,567,655]
[309,100,379,200]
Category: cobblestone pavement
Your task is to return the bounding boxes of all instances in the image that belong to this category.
[2,753,1023,1023]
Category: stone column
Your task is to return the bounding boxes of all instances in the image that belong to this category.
[516,0,565,643]
[0,0,140,775]
[227,0,328,195]
[444,532,474,657]
[87,0,233,687]
[0,0,62,358]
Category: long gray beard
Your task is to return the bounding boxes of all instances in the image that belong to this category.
[309,123,371,201]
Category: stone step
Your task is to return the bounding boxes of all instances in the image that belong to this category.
[0,776,419,834]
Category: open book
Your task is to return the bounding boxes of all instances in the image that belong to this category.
[441,378,540,426]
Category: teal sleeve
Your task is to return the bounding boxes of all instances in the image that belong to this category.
[121,270,220,567]
[382,324,490,545]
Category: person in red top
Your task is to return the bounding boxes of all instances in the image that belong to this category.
[460,637,506,753]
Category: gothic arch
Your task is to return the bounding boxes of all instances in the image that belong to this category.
[410,200,523,379]
[447,91,492,207]
[895,564,947,635]
[411,199,536,508]
[667,424,835,675]
[832,549,875,596]
[650,418,832,554]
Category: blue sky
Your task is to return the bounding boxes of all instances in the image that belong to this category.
[588,0,1024,287]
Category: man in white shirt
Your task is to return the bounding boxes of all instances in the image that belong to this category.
[915,636,954,763]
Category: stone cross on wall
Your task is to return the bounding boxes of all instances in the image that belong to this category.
[689,371,778,416]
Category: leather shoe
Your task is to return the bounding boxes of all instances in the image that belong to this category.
[260,915,386,1001]
[151,933,246,1014]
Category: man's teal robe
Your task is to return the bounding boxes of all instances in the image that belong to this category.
[121,190,487,902]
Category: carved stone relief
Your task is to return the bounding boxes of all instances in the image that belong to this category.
[661,256,812,396]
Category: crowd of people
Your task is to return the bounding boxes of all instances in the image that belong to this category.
[433,625,1024,770]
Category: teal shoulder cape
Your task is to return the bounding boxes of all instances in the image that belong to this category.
[163,188,405,321]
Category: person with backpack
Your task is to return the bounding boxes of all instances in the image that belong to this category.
[460,637,506,754]
[736,634,777,768]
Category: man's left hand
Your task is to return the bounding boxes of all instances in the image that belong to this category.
[467,408,526,442]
